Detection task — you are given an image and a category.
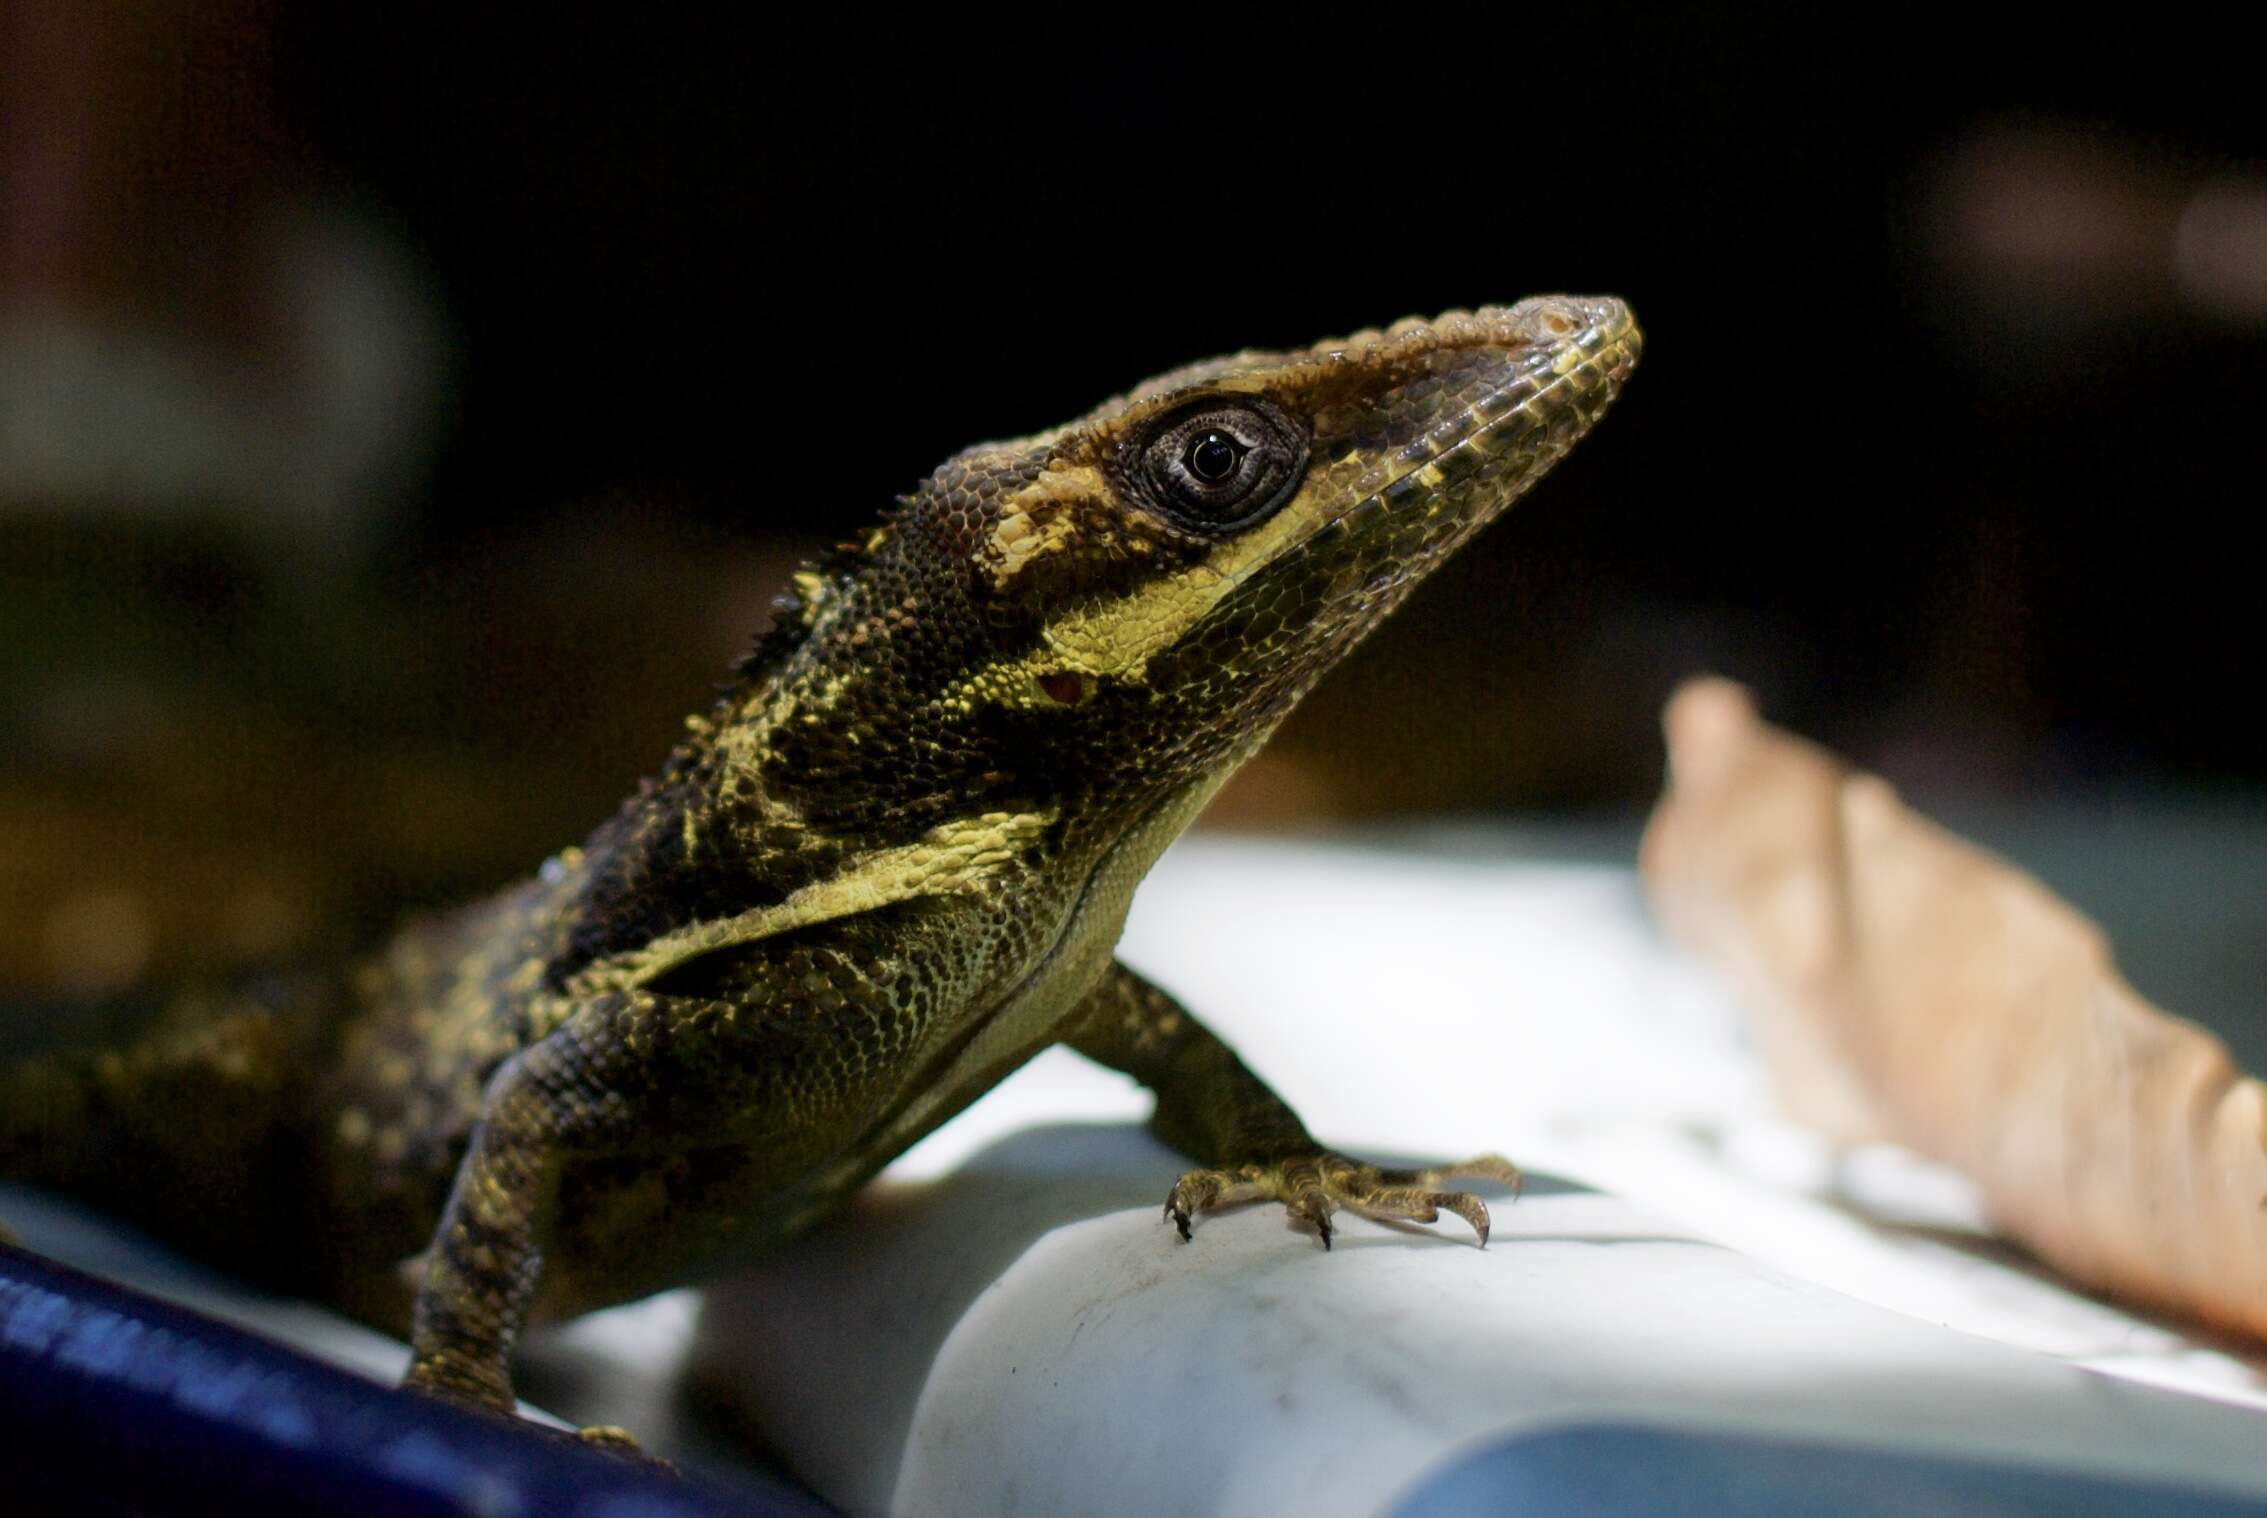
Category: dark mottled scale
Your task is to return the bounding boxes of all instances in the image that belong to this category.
[1429,441,1486,485]
[1377,474,1427,511]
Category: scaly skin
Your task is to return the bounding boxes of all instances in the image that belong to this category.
[2,297,1640,1433]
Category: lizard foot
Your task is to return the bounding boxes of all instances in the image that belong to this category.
[577,1424,642,1453]
[404,1356,664,1467]
[1164,1152,1521,1250]
[576,1424,678,1473]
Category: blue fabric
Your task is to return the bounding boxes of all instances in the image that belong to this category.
[0,1240,831,1517]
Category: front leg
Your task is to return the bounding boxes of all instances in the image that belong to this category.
[403,992,658,1419]
[1065,962,1520,1249]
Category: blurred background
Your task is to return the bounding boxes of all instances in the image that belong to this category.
[4,7,2263,1002]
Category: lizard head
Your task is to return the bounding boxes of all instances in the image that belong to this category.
[752,296,1639,830]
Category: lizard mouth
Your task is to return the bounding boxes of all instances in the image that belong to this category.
[1340,295,1641,529]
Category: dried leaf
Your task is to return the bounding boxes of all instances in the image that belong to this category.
[1641,677,2267,1341]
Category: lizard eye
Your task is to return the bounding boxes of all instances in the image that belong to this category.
[1133,398,1309,533]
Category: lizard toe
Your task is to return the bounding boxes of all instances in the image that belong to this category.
[1164,1168,1231,1241]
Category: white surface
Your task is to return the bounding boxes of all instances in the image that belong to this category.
[913,1185,2267,1516]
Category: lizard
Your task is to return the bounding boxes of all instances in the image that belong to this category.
[0,295,1640,1438]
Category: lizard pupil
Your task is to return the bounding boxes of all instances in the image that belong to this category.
[1187,431,1242,483]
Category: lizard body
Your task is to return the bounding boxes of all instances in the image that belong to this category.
[2,297,1640,1429]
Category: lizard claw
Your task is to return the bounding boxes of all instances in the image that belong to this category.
[1161,1152,1520,1250]
[1164,1170,1231,1242]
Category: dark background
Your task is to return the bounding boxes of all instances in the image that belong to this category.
[4,6,2263,989]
